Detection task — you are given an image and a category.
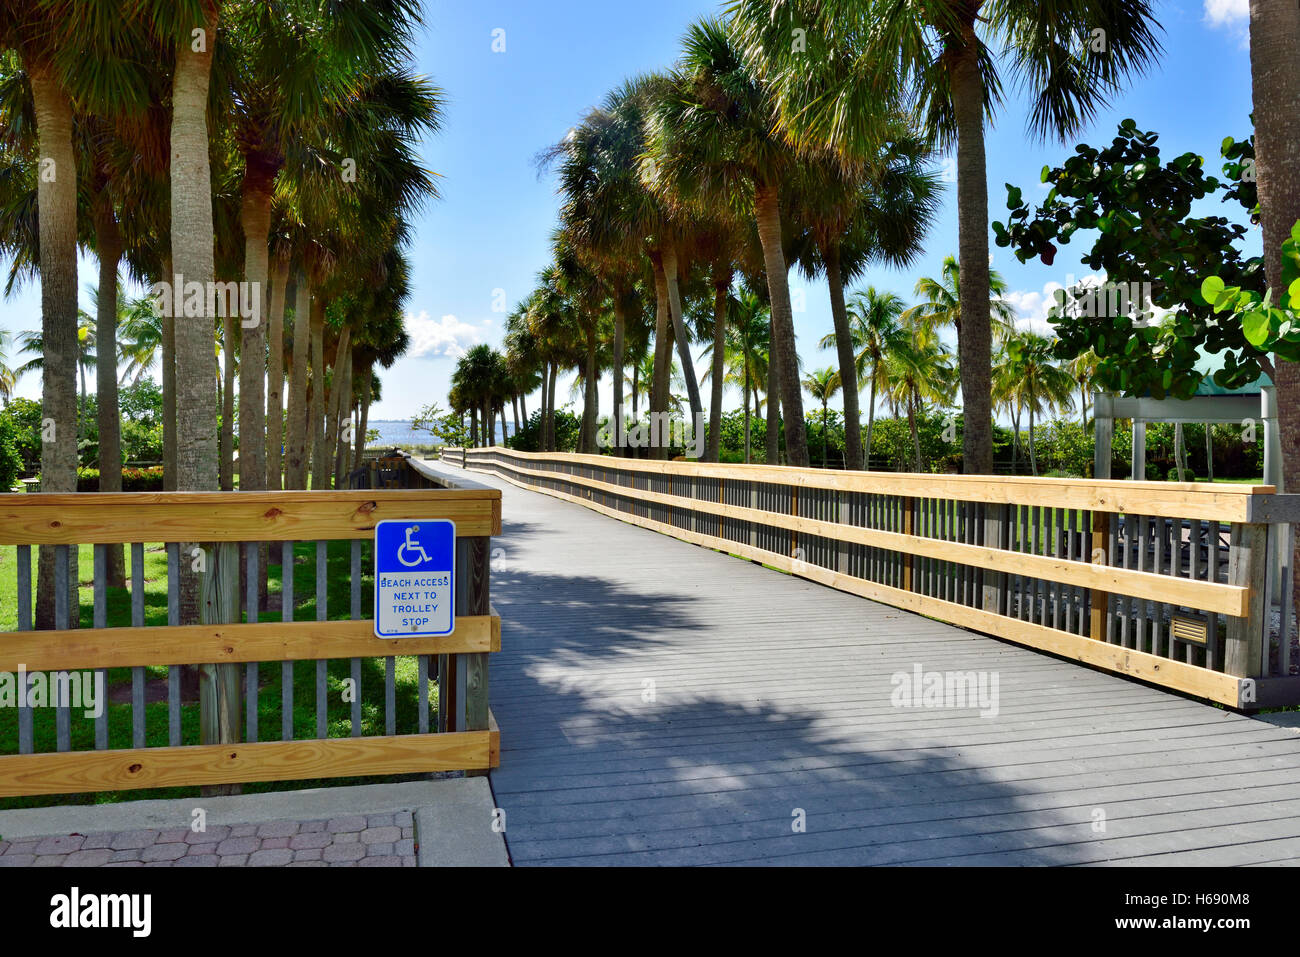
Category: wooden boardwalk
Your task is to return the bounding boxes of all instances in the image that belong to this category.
[434,461,1300,866]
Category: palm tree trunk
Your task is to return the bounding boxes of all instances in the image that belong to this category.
[1248,0,1300,619]
[309,300,327,488]
[1011,406,1021,473]
[322,325,351,488]
[284,275,311,488]
[1205,422,1214,482]
[332,345,353,486]
[743,368,752,464]
[662,246,704,456]
[1174,421,1187,481]
[512,394,520,438]
[470,406,478,448]
[753,180,809,467]
[951,24,994,475]
[612,293,626,455]
[822,398,829,468]
[265,253,289,490]
[536,362,547,450]
[766,378,780,464]
[238,161,272,499]
[220,316,236,491]
[29,62,79,630]
[824,245,863,470]
[354,364,373,471]
[94,195,126,588]
[1029,405,1038,476]
[162,305,178,491]
[649,253,672,459]
[865,379,878,470]
[546,362,558,451]
[909,394,921,472]
[582,323,598,453]
[171,5,220,497]
[707,276,729,462]
[631,361,639,420]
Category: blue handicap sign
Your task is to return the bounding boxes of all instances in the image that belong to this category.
[374,519,456,638]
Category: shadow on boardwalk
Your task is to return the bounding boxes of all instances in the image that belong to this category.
[486,516,1085,867]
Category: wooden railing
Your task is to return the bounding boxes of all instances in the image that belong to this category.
[458,446,1300,709]
[0,479,501,797]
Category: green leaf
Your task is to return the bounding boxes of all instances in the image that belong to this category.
[1006,184,1023,209]
[1041,165,1051,184]
[1200,275,1225,307]
[1243,310,1271,348]
[1288,276,1300,310]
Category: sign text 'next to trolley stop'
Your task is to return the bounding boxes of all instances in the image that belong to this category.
[374,519,456,638]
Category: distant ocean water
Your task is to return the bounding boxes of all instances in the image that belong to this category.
[368,420,500,448]
[368,420,431,447]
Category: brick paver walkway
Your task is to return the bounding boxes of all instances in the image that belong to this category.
[0,812,416,867]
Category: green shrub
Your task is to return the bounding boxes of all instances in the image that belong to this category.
[76,466,165,492]
[0,413,22,490]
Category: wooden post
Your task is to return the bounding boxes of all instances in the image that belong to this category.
[200,541,242,796]
[982,504,1006,613]
[1089,511,1112,642]
[443,535,491,774]
[1225,521,1269,679]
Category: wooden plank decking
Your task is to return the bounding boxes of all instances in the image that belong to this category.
[431,460,1300,867]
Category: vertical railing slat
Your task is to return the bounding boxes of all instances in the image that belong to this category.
[54,544,70,752]
[246,543,260,744]
[282,540,295,741]
[93,544,108,751]
[16,544,32,754]
[351,538,363,737]
[316,540,328,739]
[127,543,145,749]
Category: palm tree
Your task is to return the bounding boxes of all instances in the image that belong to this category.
[794,122,940,469]
[220,1,438,496]
[1067,349,1101,428]
[823,287,908,469]
[803,367,841,468]
[728,0,1162,474]
[643,17,810,466]
[887,316,956,472]
[997,331,1076,475]
[905,254,1016,345]
[116,296,165,385]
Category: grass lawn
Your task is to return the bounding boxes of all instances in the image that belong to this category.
[0,539,437,811]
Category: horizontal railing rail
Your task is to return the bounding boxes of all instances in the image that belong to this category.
[0,483,501,798]
[458,446,1300,710]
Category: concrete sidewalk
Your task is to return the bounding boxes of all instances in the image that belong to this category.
[0,778,508,868]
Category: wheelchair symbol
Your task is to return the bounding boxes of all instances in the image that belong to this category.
[397,525,433,567]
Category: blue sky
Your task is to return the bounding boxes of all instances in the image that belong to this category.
[0,0,1258,423]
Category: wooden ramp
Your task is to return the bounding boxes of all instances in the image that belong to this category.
[432,462,1300,867]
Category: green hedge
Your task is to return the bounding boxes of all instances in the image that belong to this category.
[75,467,166,492]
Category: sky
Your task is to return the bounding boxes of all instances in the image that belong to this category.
[0,0,1259,425]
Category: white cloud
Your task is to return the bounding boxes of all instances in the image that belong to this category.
[1204,0,1249,47]
[1204,0,1247,27]
[405,311,484,360]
